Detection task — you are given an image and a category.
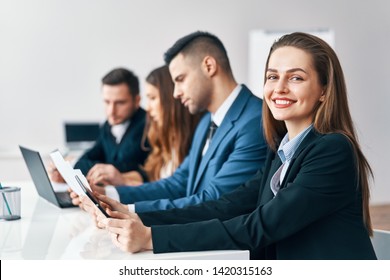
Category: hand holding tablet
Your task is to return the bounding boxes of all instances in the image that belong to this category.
[75,175,109,218]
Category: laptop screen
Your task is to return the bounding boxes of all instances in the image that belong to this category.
[19,146,75,208]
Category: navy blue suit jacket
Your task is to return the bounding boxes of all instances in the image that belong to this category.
[142,130,377,259]
[74,108,149,175]
[116,85,267,212]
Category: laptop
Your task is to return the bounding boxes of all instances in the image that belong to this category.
[19,145,76,208]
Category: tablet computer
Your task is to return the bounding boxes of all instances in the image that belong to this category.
[75,175,109,218]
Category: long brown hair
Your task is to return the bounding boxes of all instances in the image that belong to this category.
[262,32,373,235]
[143,65,202,181]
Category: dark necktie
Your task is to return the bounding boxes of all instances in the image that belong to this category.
[201,121,218,156]
[207,121,218,144]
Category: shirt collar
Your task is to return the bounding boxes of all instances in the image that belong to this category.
[211,84,242,126]
[278,124,313,163]
[111,120,130,143]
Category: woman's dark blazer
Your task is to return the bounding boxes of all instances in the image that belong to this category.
[139,129,377,260]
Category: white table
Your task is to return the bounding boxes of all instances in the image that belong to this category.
[0,181,249,260]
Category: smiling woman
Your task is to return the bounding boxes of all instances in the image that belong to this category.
[263,46,326,139]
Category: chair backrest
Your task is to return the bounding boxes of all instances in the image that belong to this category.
[371,229,390,260]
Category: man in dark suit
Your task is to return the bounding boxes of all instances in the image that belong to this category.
[51,68,149,183]
[89,31,267,213]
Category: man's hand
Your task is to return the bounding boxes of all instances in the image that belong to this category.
[80,192,129,229]
[99,210,153,253]
[48,162,65,183]
[87,164,124,186]
[89,183,106,196]
[69,188,82,206]
[79,195,106,228]
[94,192,129,213]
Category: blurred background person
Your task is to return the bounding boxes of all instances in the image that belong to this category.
[50,68,149,183]
[85,65,202,186]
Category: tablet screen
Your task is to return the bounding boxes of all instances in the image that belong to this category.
[75,175,109,218]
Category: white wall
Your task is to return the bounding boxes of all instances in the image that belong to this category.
[0,0,389,204]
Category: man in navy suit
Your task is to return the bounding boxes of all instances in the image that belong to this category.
[51,68,149,183]
[90,31,267,213]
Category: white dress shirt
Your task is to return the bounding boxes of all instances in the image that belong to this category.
[110,120,130,144]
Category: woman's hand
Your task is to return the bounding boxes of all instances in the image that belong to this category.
[99,210,153,253]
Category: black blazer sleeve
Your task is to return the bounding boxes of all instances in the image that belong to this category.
[139,168,264,226]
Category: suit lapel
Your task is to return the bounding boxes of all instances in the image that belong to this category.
[187,115,210,193]
[192,87,251,192]
[193,119,234,189]
[278,129,320,190]
[109,109,141,159]
[109,120,134,160]
[257,129,320,203]
[105,123,119,159]
[258,153,282,205]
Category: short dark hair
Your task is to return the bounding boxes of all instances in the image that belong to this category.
[164,31,232,74]
[102,68,139,97]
